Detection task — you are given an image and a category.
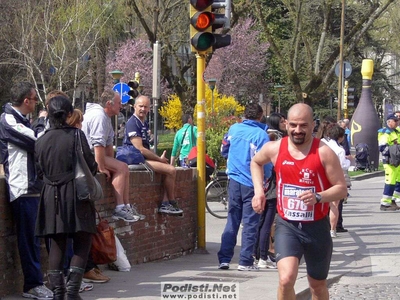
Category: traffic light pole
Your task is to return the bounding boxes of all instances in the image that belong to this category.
[196,52,207,252]
[337,0,346,121]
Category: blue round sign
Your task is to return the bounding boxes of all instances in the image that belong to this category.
[113,83,131,104]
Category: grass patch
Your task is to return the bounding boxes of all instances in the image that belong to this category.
[157,132,175,149]
[348,163,384,177]
[348,170,369,177]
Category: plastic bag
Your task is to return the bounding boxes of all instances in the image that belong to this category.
[108,235,131,272]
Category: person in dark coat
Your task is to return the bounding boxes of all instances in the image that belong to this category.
[35,95,98,300]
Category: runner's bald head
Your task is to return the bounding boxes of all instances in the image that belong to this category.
[287,103,314,123]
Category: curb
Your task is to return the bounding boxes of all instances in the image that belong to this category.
[350,170,384,181]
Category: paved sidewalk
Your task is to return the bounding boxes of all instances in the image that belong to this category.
[6,171,400,300]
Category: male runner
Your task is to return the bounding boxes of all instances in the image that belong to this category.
[251,103,347,300]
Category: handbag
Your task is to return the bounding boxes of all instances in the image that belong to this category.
[116,144,145,165]
[91,210,117,265]
[75,130,103,202]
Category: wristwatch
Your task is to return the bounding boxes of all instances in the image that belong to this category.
[315,193,322,204]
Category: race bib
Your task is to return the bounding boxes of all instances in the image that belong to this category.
[281,184,315,221]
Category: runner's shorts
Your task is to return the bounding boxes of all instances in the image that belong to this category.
[274,215,333,280]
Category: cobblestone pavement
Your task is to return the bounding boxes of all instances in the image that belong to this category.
[329,282,400,300]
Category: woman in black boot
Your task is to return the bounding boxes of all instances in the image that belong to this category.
[35,96,97,300]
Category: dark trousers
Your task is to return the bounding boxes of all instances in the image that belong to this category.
[11,196,43,292]
[337,199,344,228]
[254,198,277,260]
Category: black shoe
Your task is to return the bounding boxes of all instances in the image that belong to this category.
[380,204,398,211]
[336,227,348,233]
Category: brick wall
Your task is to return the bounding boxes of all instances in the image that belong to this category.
[0,167,198,297]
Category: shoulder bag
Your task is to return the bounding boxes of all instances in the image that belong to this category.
[91,210,117,265]
[75,130,103,202]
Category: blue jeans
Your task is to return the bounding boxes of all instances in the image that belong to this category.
[217,179,260,266]
[11,196,43,292]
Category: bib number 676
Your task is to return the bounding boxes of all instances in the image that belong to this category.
[287,198,308,210]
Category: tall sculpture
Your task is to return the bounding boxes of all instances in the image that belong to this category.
[349,59,381,170]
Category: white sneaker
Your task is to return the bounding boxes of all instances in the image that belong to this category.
[218,262,230,269]
[330,230,337,238]
[22,285,53,300]
[126,204,146,220]
[258,257,277,269]
[158,203,183,215]
[238,265,259,271]
[112,207,140,222]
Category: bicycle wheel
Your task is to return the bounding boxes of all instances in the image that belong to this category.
[205,177,229,219]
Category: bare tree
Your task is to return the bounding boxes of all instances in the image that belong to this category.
[1,0,116,106]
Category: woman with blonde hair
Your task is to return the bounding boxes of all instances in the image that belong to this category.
[67,109,84,129]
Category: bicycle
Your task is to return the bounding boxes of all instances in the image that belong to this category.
[205,169,229,219]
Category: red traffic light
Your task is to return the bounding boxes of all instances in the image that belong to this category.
[191,11,214,30]
[190,0,213,10]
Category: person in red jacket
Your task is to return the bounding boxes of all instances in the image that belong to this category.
[251,103,347,300]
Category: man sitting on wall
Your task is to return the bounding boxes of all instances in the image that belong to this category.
[125,95,183,215]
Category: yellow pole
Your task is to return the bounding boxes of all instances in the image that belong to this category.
[196,52,206,250]
[337,0,345,121]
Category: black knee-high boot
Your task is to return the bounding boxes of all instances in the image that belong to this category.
[48,270,66,300]
[66,267,84,300]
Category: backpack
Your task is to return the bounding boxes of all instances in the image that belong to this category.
[187,146,216,178]
[389,144,400,167]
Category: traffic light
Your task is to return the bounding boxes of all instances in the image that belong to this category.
[128,80,139,102]
[189,0,231,53]
[347,87,356,104]
[343,81,348,109]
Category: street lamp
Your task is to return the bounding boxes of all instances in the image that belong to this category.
[109,70,124,84]
[109,70,124,148]
[207,79,217,113]
[328,88,336,116]
[274,84,284,113]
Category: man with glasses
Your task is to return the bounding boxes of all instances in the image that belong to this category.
[378,114,400,211]
[0,82,53,299]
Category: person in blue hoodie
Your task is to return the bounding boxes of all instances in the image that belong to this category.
[218,102,272,271]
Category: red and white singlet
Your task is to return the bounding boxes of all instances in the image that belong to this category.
[275,137,332,222]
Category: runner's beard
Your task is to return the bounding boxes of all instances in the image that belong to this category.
[290,133,305,145]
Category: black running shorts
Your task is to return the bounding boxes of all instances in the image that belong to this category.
[274,215,333,280]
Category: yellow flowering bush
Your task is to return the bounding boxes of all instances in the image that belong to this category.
[159,87,244,166]
[159,94,183,131]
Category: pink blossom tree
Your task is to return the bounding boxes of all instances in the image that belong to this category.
[106,38,171,99]
[204,18,270,104]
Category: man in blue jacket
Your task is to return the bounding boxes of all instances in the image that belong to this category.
[218,103,272,271]
[0,82,53,299]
